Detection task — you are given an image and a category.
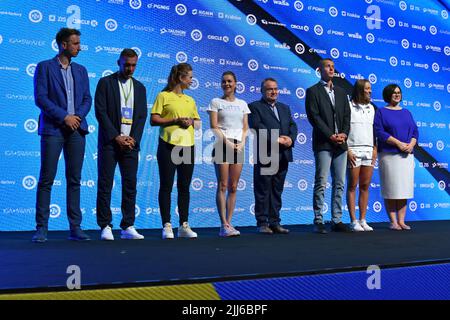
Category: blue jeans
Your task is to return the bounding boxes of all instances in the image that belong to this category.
[35,131,85,230]
[313,150,347,224]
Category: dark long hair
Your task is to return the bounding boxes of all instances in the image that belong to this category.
[162,63,193,92]
[351,79,371,104]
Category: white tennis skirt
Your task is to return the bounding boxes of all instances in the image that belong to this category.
[379,152,414,199]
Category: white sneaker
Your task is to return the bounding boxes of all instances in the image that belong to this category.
[219,225,235,237]
[178,222,197,238]
[162,223,174,239]
[351,220,364,232]
[229,225,240,236]
[120,226,144,240]
[360,220,374,232]
[101,226,114,241]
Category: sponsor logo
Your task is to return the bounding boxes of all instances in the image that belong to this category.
[297,133,307,144]
[294,1,304,11]
[296,87,305,99]
[49,204,61,218]
[366,33,375,43]
[24,119,38,133]
[191,29,202,41]
[234,35,245,47]
[176,51,188,63]
[105,18,118,31]
[191,178,203,191]
[314,25,323,35]
[22,175,37,190]
[248,59,259,71]
[190,77,199,90]
[236,82,245,94]
[295,43,305,54]
[29,10,43,23]
[175,4,187,16]
[409,201,417,212]
[247,14,257,25]
[373,201,382,212]
[298,179,308,191]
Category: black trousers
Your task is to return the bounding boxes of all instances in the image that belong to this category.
[157,138,195,226]
[96,144,138,230]
[253,157,289,227]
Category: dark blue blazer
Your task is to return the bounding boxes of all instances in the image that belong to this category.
[248,98,298,163]
[34,56,92,136]
[94,72,148,150]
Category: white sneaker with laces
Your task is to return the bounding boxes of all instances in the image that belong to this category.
[229,225,241,236]
[351,220,364,232]
[360,220,374,232]
[162,223,174,239]
[178,222,197,238]
[219,225,234,237]
[101,226,114,241]
[121,226,144,240]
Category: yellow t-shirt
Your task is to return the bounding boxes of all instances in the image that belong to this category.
[151,91,200,146]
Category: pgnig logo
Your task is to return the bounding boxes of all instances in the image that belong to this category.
[373,201,382,213]
[191,178,203,191]
[296,87,305,99]
[24,119,38,133]
[297,179,308,191]
[129,0,142,10]
[191,29,202,41]
[294,1,304,12]
[236,82,245,94]
[29,10,43,23]
[49,204,61,219]
[105,19,118,32]
[26,64,37,77]
[297,133,307,144]
[175,4,187,16]
[409,201,417,212]
[22,175,37,190]
[176,51,188,63]
[248,59,259,71]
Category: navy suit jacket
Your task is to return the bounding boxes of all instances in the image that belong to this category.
[305,82,350,152]
[248,98,298,163]
[34,56,92,136]
[94,72,148,150]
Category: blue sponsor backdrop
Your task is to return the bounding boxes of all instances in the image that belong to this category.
[0,0,448,231]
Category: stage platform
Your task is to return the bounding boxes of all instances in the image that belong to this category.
[1,220,450,297]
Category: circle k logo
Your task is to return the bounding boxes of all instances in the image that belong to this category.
[49,204,61,218]
[366,33,375,44]
[404,78,412,88]
[26,64,37,77]
[297,133,307,144]
[298,179,308,191]
[373,201,382,213]
[296,88,305,99]
[129,0,142,10]
[29,10,43,23]
[314,25,323,36]
[295,43,305,55]
[176,51,188,63]
[175,4,187,16]
[409,201,417,212]
[24,119,38,133]
[246,14,257,25]
[22,175,37,190]
[294,1,304,12]
[248,59,259,71]
[236,82,245,94]
[191,178,203,191]
[105,19,118,32]
[234,35,246,47]
[191,29,202,41]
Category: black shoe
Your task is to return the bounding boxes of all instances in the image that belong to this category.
[68,228,91,241]
[257,225,274,234]
[331,222,351,233]
[32,227,48,243]
[270,225,289,234]
[314,224,328,234]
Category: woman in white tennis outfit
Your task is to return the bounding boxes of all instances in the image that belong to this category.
[346,79,377,232]
[207,71,250,237]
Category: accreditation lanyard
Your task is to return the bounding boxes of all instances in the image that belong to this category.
[120,80,133,125]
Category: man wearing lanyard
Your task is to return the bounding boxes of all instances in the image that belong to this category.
[94,49,148,240]
[305,58,351,234]
[32,28,92,242]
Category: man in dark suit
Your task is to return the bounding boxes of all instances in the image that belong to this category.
[33,28,92,242]
[95,49,148,240]
[305,58,351,234]
[249,78,298,234]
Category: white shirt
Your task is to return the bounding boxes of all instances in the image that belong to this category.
[118,78,134,137]
[347,101,375,149]
[207,97,251,141]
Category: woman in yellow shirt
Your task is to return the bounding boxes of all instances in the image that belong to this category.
[151,63,201,239]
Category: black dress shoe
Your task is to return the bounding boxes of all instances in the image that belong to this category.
[331,222,351,233]
[314,223,328,234]
[68,228,91,241]
[270,225,289,234]
[257,225,274,234]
